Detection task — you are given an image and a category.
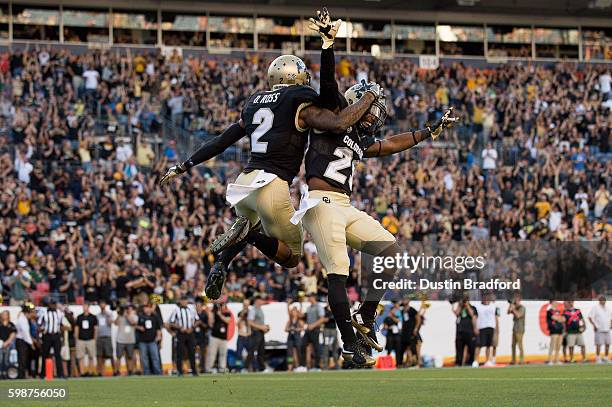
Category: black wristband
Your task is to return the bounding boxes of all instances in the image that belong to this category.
[179,161,192,172]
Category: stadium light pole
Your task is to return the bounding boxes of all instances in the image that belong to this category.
[206,11,210,52]
[59,4,64,43]
[157,8,162,48]
[531,24,537,61]
[109,7,114,46]
[483,23,488,59]
[300,16,305,55]
[254,12,258,52]
[7,1,11,42]
[435,21,440,58]
[578,25,583,62]
[346,17,351,55]
[390,19,395,56]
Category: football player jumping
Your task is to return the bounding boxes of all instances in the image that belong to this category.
[160,53,383,300]
[298,8,459,366]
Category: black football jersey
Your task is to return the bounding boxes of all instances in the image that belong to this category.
[241,85,318,182]
[305,127,375,195]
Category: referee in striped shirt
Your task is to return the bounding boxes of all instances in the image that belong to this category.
[169,296,199,376]
[38,298,65,378]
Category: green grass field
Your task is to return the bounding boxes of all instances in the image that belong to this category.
[1,364,611,406]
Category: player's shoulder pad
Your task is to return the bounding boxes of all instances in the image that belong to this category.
[286,85,318,102]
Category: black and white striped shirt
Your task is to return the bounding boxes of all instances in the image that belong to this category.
[38,308,64,335]
[169,305,199,331]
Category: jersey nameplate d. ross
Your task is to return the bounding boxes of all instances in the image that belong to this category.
[241,85,318,182]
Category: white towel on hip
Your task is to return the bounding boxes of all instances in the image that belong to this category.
[290,186,322,225]
[226,170,278,207]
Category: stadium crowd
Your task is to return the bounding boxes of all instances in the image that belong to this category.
[0,46,608,378]
[0,47,610,309]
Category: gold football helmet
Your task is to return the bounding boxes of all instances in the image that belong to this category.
[267,55,311,89]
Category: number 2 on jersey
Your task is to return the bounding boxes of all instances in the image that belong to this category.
[251,108,274,153]
[323,147,354,190]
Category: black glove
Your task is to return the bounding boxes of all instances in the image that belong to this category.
[426,107,459,140]
[159,162,188,186]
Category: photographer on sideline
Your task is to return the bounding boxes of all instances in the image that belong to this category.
[453,295,478,366]
[206,301,231,373]
[114,304,138,375]
[507,293,526,365]
[546,300,565,365]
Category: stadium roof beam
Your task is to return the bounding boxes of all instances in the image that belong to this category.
[10,0,612,28]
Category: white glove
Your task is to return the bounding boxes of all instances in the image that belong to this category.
[308,7,341,49]
[362,80,383,99]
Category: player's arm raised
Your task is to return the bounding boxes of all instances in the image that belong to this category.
[309,7,342,110]
[159,120,246,185]
[298,83,380,134]
[364,107,459,158]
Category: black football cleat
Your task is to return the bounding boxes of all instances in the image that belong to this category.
[351,312,383,352]
[204,261,228,300]
[210,216,251,255]
[342,342,376,367]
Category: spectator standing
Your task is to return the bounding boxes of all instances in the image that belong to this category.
[114,304,138,375]
[399,299,421,368]
[206,302,231,373]
[15,304,35,379]
[546,300,565,365]
[75,303,98,376]
[0,310,16,379]
[61,310,77,377]
[473,295,498,367]
[96,300,116,376]
[563,300,587,363]
[481,142,498,173]
[194,298,210,373]
[507,294,526,365]
[285,304,303,371]
[453,297,478,367]
[235,300,252,372]
[136,303,162,375]
[168,296,198,376]
[321,304,338,370]
[300,294,325,371]
[599,68,611,101]
[269,265,288,301]
[82,67,99,94]
[594,184,610,219]
[8,261,31,306]
[38,299,65,379]
[383,301,401,366]
[167,88,184,128]
[247,295,270,372]
[588,295,611,363]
